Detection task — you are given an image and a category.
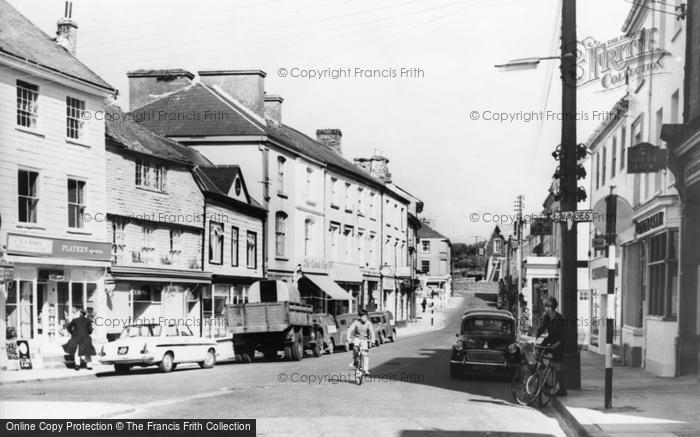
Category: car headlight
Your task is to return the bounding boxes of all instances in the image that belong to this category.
[454,341,464,351]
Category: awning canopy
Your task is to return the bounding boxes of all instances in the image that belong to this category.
[300,275,353,301]
[109,266,212,283]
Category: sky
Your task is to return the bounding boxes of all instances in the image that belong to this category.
[11,0,632,243]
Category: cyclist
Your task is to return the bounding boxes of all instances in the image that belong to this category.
[347,309,376,375]
[535,296,567,396]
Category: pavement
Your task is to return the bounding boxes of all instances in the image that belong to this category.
[553,350,700,437]
[0,291,568,437]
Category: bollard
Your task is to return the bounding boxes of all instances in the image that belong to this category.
[431,309,434,326]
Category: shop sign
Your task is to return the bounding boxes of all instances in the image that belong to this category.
[592,265,618,280]
[634,211,664,235]
[7,233,111,261]
[628,143,666,173]
[0,262,13,283]
[17,340,32,369]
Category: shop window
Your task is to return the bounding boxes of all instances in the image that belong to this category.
[57,282,69,334]
[86,283,97,317]
[5,281,18,339]
[6,281,34,339]
[647,230,678,318]
[71,283,84,312]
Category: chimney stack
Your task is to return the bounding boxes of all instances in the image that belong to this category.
[316,129,342,154]
[198,70,266,117]
[264,95,283,125]
[56,1,78,55]
[354,151,392,183]
[127,69,194,110]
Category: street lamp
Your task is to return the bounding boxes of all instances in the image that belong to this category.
[494,56,559,71]
[494,0,580,391]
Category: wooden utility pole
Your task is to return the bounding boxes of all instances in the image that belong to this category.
[559,0,581,390]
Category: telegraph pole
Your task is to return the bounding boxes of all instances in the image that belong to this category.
[514,195,524,328]
[559,0,581,390]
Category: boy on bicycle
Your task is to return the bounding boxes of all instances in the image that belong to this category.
[536,296,567,396]
[347,309,376,376]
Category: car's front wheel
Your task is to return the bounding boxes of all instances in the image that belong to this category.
[199,349,216,369]
[158,353,175,373]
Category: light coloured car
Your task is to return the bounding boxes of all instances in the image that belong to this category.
[99,323,217,374]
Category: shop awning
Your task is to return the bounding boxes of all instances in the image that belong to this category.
[301,275,353,301]
[109,266,212,283]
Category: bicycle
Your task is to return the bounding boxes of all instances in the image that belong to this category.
[351,339,370,385]
[511,343,559,407]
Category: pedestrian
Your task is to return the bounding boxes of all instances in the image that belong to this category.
[421,297,427,313]
[62,309,96,370]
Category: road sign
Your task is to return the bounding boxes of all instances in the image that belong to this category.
[593,196,633,235]
[548,209,595,223]
[592,235,608,250]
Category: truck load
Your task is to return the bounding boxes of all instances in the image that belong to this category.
[226,280,323,362]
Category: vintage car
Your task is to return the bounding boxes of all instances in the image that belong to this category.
[369,311,396,345]
[450,308,520,378]
[99,323,218,374]
[312,313,352,353]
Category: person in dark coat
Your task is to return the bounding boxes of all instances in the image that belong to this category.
[421,297,427,313]
[535,296,567,396]
[63,310,96,370]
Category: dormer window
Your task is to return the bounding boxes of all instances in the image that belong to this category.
[234,177,242,196]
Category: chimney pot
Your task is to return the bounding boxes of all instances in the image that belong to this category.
[264,95,283,125]
[316,129,343,154]
[126,69,194,110]
[198,70,266,117]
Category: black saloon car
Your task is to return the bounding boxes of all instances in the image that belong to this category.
[450,308,519,378]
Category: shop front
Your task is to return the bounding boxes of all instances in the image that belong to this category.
[298,274,353,316]
[106,267,212,341]
[628,200,680,376]
[3,233,112,368]
[205,276,260,339]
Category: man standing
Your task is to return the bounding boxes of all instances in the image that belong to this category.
[64,310,96,370]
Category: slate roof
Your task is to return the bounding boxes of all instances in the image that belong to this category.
[132,83,266,137]
[418,223,449,241]
[0,0,114,92]
[198,165,241,194]
[132,82,406,199]
[105,104,212,166]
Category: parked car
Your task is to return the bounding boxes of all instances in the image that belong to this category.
[369,311,396,345]
[99,323,217,374]
[450,308,519,378]
[312,312,354,353]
